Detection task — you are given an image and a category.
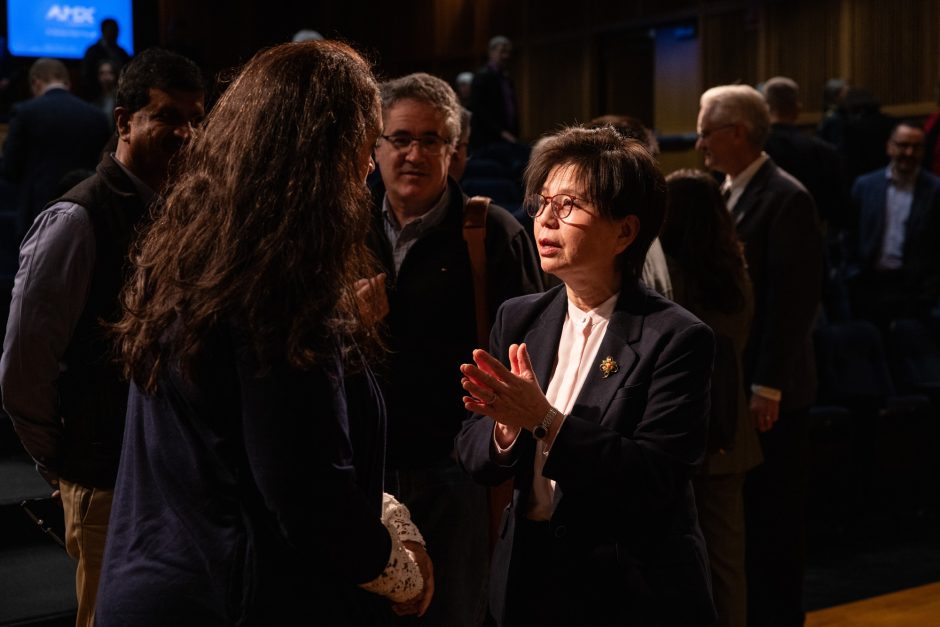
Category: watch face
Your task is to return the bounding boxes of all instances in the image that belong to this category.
[533,425,547,439]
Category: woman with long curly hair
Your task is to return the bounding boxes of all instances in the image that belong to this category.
[661,169,761,627]
[96,41,431,626]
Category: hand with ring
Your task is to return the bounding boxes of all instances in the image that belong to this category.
[460,344,552,436]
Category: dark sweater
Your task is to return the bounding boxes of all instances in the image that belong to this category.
[367,178,542,469]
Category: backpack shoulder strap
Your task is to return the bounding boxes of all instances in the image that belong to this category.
[463,196,491,347]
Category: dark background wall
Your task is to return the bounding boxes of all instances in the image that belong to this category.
[2,0,938,170]
[149,0,939,172]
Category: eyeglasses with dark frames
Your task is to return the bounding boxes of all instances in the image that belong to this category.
[378,133,452,153]
[524,193,584,220]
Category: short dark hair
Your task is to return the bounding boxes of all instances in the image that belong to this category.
[524,125,666,279]
[762,76,800,118]
[115,48,205,115]
[28,58,69,85]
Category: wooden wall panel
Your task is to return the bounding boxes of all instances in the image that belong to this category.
[527,0,590,37]
[847,0,939,107]
[701,9,759,92]
[596,31,656,127]
[589,0,644,24]
[151,0,940,144]
[760,0,842,112]
[522,40,590,140]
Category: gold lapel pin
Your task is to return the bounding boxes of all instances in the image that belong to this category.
[600,356,619,378]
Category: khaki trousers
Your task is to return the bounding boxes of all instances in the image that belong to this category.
[59,479,113,627]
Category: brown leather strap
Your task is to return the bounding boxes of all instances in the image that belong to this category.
[463,196,512,553]
[463,195,491,348]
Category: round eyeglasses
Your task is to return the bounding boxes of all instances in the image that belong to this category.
[524,193,583,220]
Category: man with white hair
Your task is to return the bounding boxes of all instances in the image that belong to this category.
[696,84,821,627]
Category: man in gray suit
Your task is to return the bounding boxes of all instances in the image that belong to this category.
[696,84,822,627]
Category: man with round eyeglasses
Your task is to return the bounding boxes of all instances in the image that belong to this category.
[366,72,542,627]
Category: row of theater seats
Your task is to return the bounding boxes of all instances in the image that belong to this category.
[459,157,532,232]
[807,316,940,545]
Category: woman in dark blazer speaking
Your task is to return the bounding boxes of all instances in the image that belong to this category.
[456,126,717,626]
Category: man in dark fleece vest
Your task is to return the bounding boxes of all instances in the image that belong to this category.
[0,49,204,627]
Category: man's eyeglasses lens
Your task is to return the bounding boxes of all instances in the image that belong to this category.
[525,194,576,219]
[381,134,449,152]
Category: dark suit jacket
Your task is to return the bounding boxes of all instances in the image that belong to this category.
[1,88,111,238]
[764,123,850,228]
[366,177,542,469]
[733,158,821,412]
[848,167,940,305]
[469,65,519,149]
[456,282,717,626]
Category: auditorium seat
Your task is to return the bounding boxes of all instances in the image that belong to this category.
[813,320,934,518]
[462,157,508,180]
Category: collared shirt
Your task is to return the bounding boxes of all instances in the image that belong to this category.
[495,292,619,521]
[878,167,916,271]
[112,153,157,208]
[38,82,70,96]
[722,152,769,213]
[382,187,451,273]
[0,154,154,481]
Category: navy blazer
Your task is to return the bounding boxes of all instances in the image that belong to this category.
[456,282,717,626]
[849,167,940,303]
[468,65,519,149]
[733,158,821,412]
[1,88,110,237]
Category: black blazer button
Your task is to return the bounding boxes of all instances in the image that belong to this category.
[553,524,567,539]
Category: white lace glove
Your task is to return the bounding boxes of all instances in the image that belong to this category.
[380,492,425,545]
[358,493,425,602]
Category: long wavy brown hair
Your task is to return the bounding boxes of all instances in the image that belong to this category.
[116,40,382,393]
[661,169,749,313]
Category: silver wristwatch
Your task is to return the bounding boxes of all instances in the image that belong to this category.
[532,407,561,440]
